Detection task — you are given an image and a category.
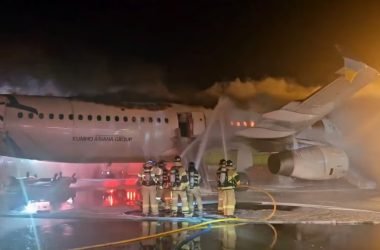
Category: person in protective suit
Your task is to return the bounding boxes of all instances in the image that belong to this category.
[187,161,203,217]
[170,155,190,217]
[216,159,226,214]
[157,160,171,212]
[219,160,240,217]
[138,160,159,216]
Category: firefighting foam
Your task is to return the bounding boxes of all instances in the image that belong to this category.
[330,81,380,184]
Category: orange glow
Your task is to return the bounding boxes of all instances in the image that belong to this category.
[230,121,234,126]
[236,121,241,127]
[250,121,255,127]
[243,121,247,127]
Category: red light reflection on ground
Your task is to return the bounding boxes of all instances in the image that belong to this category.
[102,189,140,207]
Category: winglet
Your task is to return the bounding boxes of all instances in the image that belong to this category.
[345,57,368,82]
[336,57,368,82]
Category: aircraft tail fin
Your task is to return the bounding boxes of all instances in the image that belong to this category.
[284,58,380,116]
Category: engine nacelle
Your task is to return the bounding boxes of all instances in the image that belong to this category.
[268,146,349,180]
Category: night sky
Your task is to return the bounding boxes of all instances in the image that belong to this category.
[1,1,380,104]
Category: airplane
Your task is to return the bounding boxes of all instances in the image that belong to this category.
[0,57,377,185]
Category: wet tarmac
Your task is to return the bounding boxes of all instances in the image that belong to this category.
[2,217,380,249]
[2,181,380,249]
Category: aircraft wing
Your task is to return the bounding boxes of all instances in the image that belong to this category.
[236,58,380,139]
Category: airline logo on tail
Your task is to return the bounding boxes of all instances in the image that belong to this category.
[343,57,365,82]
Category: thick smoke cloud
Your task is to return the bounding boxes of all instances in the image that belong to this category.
[197,77,318,111]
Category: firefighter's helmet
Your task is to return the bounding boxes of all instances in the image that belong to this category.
[158,160,166,168]
[226,160,233,167]
[174,155,182,162]
[188,161,196,171]
[144,160,154,169]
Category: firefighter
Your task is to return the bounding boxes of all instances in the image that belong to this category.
[219,160,240,217]
[216,159,226,214]
[187,161,203,217]
[170,155,190,217]
[158,160,171,212]
[138,160,159,216]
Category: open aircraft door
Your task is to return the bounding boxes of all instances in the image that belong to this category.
[177,112,206,138]
[0,96,6,133]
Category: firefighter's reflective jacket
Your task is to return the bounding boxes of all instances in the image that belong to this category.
[188,169,201,189]
[218,167,240,189]
[170,165,188,191]
[138,166,159,186]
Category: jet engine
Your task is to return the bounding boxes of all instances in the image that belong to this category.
[268,146,348,180]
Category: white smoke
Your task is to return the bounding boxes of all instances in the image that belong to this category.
[0,78,71,96]
[330,82,380,183]
[197,77,319,111]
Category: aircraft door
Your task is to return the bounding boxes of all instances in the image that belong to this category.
[191,111,206,136]
[0,96,6,133]
[178,113,193,138]
[177,112,206,138]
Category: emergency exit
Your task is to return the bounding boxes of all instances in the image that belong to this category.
[177,112,206,138]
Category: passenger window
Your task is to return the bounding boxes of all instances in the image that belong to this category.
[157,117,161,123]
[78,114,83,120]
[17,112,23,118]
[28,113,34,119]
[69,114,74,120]
[165,118,169,123]
[88,115,92,121]
[106,115,110,121]
[123,116,128,122]
[140,117,145,123]
[132,116,136,122]
[59,114,64,120]
[115,116,119,122]
[38,113,44,119]
[149,117,153,123]
[97,115,102,121]
[49,113,54,119]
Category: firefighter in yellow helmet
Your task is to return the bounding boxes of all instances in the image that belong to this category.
[170,155,190,217]
[216,159,226,214]
[187,161,203,217]
[138,160,159,216]
[219,159,240,217]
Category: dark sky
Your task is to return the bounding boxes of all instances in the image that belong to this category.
[1,0,380,98]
